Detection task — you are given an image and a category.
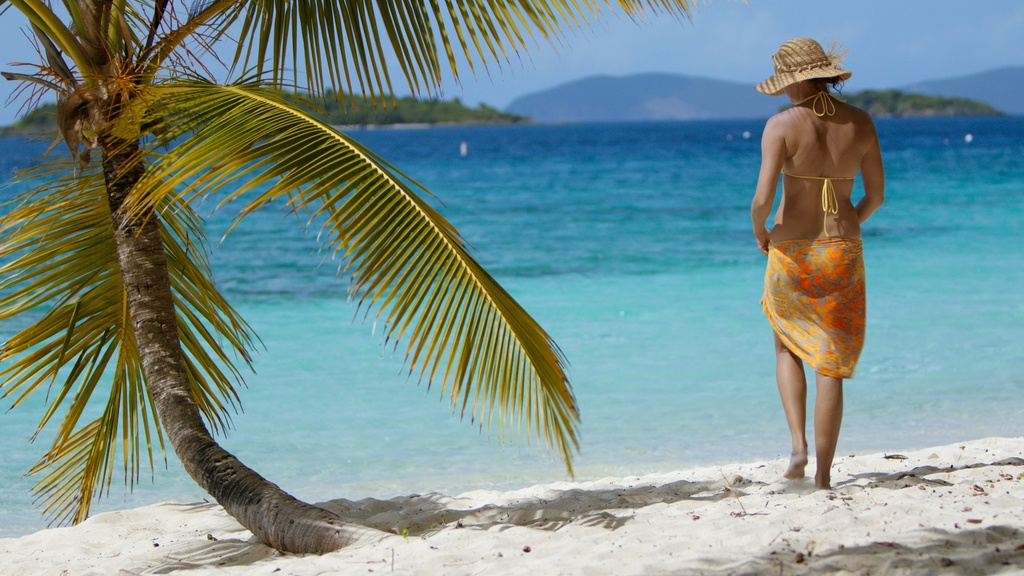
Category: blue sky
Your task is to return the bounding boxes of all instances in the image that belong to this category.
[1,0,1022,125]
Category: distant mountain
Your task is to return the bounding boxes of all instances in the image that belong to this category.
[506,68,1021,123]
[505,73,787,123]
[901,66,1024,116]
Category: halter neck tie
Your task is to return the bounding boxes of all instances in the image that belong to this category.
[796,91,844,117]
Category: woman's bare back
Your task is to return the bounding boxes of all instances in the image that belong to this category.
[751,88,885,246]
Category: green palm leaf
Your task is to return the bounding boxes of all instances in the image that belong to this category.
[226,0,692,102]
[130,78,580,468]
[0,156,257,524]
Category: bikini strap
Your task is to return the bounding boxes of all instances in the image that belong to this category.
[818,177,839,238]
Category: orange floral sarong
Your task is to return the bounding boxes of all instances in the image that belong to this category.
[762,237,866,379]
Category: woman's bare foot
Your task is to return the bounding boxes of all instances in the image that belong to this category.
[784,451,808,479]
[815,474,831,490]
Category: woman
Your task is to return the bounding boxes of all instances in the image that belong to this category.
[750,38,885,489]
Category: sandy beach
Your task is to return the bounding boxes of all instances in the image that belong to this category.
[2,437,1022,575]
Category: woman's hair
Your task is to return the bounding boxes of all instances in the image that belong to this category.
[813,76,845,95]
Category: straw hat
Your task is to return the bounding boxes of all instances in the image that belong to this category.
[755,38,852,95]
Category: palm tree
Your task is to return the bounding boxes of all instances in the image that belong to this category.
[0,0,692,554]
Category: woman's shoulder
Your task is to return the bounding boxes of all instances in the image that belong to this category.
[765,106,807,131]
[840,100,877,126]
[761,109,803,145]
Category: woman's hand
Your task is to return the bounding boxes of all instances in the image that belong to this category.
[755,227,771,255]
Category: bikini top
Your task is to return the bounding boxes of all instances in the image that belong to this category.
[782,171,855,237]
[782,91,855,237]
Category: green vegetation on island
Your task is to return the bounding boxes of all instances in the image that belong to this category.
[0,103,59,135]
[841,90,1003,117]
[1,94,526,136]
[297,91,527,126]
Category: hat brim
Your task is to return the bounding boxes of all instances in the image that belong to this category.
[755,67,852,96]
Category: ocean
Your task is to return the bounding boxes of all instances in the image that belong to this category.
[1,116,1022,538]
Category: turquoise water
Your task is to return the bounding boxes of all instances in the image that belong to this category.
[1,117,1022,537]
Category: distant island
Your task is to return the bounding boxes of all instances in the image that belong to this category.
[0,93,526,135]
[0,104,58,135]
[298,91,527,127]
[836,90,1002,117]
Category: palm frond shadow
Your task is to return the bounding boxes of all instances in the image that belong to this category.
[118,501,376,574]
[715,525,1024,576]
[836,457,1024,491]
[112,479,749,574]
[320,474,763,536]
[88,457,1024,573]
[840,465,956,489]
[120,539,275,575]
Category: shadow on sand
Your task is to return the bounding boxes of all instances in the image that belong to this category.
[120,457,1024,574]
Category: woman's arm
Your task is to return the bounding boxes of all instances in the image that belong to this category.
[856,121,885,224]
[751,117,786,254]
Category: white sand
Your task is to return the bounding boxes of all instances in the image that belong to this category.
[2,437,1023,575]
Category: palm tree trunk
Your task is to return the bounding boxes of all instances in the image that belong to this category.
[101,133,354,554]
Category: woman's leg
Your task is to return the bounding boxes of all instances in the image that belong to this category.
[813,373,844,489]
[774,333,808,479]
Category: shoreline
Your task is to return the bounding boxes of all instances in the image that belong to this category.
[3,437,1023,575]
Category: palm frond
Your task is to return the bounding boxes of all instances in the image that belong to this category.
[6,0,92,76]
[617,0,695,17]
[30,23,77,86]
[226,0,692,102]
[0,156,257,525]
[131,79,580,469]
[139,0,242,80]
